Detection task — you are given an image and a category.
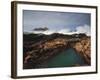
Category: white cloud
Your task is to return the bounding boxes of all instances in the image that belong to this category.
[58,29,70,34]
[33,30,55,35]
[58,29,81,35]
[33,24,91,36]
[57,25,91,36]
[76,25,91,36]
[43,30,55,35]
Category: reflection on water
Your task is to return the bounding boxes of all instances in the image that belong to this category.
[46,48,87,68]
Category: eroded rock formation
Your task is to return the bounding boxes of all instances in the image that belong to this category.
[23,33,91,69]
[74,37,91,65]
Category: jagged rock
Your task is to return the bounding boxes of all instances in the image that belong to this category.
[74,38,91,65]
[23,33,91,69]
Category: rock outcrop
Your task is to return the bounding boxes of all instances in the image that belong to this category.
[74,37,91,65]
[23,33,91,69]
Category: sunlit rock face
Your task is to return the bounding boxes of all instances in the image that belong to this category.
[74,38,91,65]
[43,38,68,50]
[24,38,68,65]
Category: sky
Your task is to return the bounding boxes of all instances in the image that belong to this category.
[23,10,91,36]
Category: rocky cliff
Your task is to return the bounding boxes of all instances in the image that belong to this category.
[74,37,91,65]
[23,33,91,69]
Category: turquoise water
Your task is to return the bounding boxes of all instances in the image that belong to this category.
[46,48,86,68]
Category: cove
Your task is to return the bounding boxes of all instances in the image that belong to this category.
[46,48,87,68]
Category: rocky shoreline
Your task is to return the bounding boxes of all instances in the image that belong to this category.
[74,37,91,65]
[23,33,91,69]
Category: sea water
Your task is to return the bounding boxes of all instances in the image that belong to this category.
[46,48,86,68]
